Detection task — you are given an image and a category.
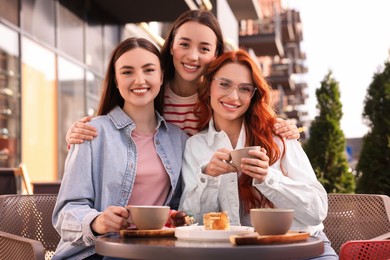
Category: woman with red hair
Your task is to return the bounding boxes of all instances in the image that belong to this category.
[179,49,337,259]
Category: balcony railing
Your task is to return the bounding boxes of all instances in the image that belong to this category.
[267,62,295,93]
[281,9,295,44]
[238,12,283,57]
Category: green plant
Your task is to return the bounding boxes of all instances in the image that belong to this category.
[303,71,355,193]
[355,61,390,195]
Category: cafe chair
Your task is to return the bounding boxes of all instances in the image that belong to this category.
[339,239,390,260]
[0,231,45,260]
[33,181,62,194]
[0,162,33,195]
[0,194,60,259]
[323,194,390,255]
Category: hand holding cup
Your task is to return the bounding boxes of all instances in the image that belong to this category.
[203,148,236,176]
[229,146,262,173]
[230,146,269,179]
[91,206,130,235]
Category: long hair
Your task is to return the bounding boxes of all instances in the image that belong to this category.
[156,10,225,112]
[196,49,287,212]
[97,37,163,116]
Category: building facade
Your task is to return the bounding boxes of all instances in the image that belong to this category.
[0,0,308,185]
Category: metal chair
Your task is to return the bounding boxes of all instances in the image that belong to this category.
[323,194,390,254]
[0,162,33,194]
[0,168,17,194]
[0,231,45,260]
[33,181,61,194]
[0,194,60,259]
[339,239,390,260]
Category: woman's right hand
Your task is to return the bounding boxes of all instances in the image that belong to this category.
[65,116,98,145]
[91,206,130,235]
[202,148,236,177]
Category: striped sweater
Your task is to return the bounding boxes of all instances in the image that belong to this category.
[163,86,199,136]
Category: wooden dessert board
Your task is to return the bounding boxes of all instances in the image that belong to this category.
[120,228,175,238]
[230,230,310,246]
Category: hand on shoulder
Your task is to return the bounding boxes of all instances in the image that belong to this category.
[66,116,98,145]
[273,118,300,140]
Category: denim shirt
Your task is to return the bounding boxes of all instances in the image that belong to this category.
[52,106,188,260]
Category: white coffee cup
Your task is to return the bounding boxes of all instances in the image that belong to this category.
[127,205,170,230]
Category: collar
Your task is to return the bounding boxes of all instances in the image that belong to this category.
[107,106,169,131]
[205,117,246,149]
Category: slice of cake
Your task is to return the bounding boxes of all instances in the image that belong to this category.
[203,211,231,230]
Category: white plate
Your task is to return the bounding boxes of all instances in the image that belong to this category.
[175,225,254,241]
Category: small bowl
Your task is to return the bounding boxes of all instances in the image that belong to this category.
[229,146,261,173]
[250,208,294,236]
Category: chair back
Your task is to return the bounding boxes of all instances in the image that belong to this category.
[323,194,390,254]
[33,181,61,194]
[0,163,32,194]
[0,168,17,194]
[339,240,390,260]
[0,194,60,259]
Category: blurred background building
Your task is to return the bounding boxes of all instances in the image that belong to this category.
[0,0,309,188]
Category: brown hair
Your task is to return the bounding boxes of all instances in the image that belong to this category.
[97,37,163,115]
[196,49,287,212]
[156,10,225,112]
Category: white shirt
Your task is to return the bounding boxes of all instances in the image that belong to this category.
[179,118,328,235]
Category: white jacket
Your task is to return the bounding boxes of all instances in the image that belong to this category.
[179,119,328,235]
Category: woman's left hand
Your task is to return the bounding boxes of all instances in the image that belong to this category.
[241,147,269,183]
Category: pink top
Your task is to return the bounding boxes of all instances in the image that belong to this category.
[163,85,199,136]
[127,130,170,206]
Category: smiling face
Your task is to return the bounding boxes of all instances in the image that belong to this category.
[210,62,253,130]
[115,47,162,113]
[170,21,217,84]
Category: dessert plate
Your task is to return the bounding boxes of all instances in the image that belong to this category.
[175,225,254,241]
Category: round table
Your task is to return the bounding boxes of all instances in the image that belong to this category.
[95,234,324,260]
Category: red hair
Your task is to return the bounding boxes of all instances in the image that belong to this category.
[196,49,286,212]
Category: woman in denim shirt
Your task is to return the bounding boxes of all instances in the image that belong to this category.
[52,37,188,260]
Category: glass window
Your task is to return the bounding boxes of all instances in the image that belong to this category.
[103,24,120,70]
[21,37,57,182]
[57,3,84,62]
[86,71,102,117]
[0,0,19,26]
[21,0,55,46]
[0,23,20,167]
[86,20,103,75]
[58,57,85,178]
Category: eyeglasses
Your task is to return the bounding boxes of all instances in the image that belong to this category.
[212,78,256,99]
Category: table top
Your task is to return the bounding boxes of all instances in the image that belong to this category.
[95,233,324,260]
